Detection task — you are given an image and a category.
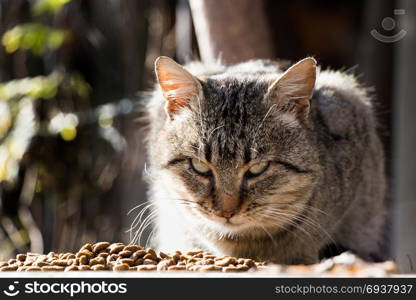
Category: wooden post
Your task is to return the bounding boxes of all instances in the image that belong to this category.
[189,0,275,64]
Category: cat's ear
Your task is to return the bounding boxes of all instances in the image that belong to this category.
[154,56,202,119]
[267,57,316,120]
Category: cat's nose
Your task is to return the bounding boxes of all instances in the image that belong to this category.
[217,195,240,219]
[221,210,234,219]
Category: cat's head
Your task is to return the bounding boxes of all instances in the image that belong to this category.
[151,56,320,239]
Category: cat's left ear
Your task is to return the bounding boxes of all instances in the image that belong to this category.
[267,57,316,120]
[154,56,202,119]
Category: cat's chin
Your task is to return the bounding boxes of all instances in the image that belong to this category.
[208,222,278,242]
[196,213,269,239]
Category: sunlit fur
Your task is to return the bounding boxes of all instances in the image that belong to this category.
[141,58,387,264]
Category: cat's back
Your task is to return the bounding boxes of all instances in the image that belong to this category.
[313,70,376,142]
[312,69,386,261]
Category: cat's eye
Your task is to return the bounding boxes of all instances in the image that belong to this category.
[247,161,269,177]
[190,158,211,175]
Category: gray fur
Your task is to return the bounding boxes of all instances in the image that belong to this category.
[143,59,387,264]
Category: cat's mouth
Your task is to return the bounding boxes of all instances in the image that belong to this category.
[205,213,241,226]
[197,210,261,234]
[192,206,296,239]
[185,201,289,236]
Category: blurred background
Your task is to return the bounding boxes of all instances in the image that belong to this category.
[0,0,414,272]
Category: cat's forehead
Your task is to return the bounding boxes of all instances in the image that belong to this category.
[187,78,275,164]
[199,79,270,132]
[200,78,269,113]
[173,77,302,165]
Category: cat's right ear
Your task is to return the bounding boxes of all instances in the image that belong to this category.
[154,56,202,119]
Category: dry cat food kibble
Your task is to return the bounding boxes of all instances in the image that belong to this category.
[0,242,262,273]
[0,243,398,276]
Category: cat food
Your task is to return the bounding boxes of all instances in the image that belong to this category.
[0,242,261,273]
[0,243,398,276]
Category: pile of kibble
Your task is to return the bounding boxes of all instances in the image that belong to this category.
[0,242,262,272]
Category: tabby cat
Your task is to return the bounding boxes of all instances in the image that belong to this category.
[142,56,387,264]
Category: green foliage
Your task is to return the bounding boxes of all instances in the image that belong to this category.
[0,0,132,261]
[0,72,63,146]
[66,73,91,99]
[0,97,35,182]
[2,23,68,55]
[0,72,90,102]
[32,0,72,16]
[0,71,90,182]
[0,0,93,183]
[0,72,62,101]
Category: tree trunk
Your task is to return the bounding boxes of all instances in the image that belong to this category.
[189,0,275,64]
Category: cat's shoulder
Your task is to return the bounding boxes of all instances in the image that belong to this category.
[316,70,372,107]
[313,70,376,137]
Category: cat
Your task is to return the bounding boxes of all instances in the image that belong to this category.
[142,56,387,264]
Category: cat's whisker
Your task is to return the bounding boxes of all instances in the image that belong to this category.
[208,125,224,140]
[267,206,335,242]
[139,213,158,246]
[252,103,277,145]
[258,209,315,242]
[145,225,157,248]
[126,201,151,216]
[296,204,329,217]
[127,202,154,242]
[261,207,336,245]
[254,211,311,246]
[259,202,330,217]
[157,197,201,208]
[126,203,152,242]
[247,216,278,247]
[171,199,196,204]
[133,209,158,245]
[134,204,158,232]
[135,203,154,226]
[258,204,324,232]
[293,211,336,245]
